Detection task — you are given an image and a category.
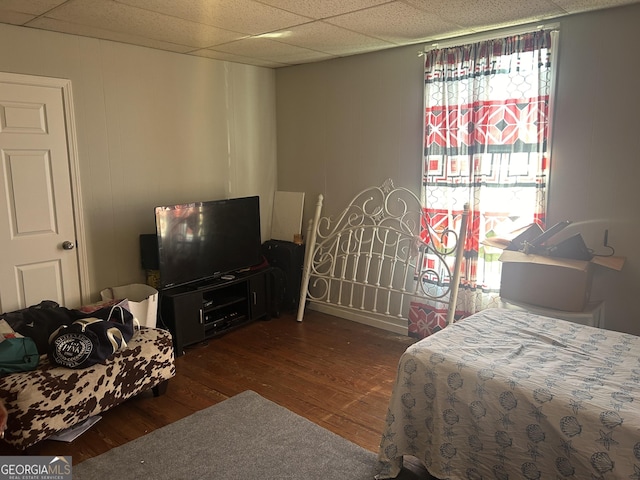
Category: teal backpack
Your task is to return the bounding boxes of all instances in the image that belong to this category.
[0,337,39,376]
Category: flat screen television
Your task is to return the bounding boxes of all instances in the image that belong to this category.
[154,196,262,290]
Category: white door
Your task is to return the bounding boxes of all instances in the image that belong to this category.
[0,72,86,313]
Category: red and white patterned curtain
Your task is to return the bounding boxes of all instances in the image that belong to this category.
[410,30,555,338]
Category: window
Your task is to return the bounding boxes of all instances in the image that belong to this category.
[410,29,558,338]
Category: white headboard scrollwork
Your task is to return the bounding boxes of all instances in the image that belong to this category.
[296,179,468,331]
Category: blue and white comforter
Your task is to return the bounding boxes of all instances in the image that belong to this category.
[377,308,640,479]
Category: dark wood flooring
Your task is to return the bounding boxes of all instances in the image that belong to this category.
[0,310,431,476]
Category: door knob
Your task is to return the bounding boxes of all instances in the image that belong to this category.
[62,240,75,250]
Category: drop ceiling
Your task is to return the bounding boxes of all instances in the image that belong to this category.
[0,0,638,68]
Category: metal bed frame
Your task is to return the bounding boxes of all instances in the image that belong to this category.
[296,179,468,329]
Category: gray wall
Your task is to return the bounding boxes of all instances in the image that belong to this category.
[276,4,640,336]
[0,23,277,302]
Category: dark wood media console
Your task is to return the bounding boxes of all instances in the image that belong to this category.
[159,267,272,356]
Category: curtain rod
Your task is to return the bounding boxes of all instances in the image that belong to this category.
[420,21,560,54]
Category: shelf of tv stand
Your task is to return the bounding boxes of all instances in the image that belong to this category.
[204,294,245,312]
[160,267,272,356]
[204,312,248,337]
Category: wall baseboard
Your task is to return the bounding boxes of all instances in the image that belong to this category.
[307,302,408,336]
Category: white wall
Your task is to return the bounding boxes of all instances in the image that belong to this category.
[548,4,640,336]
[276,46,423,221]
[0,23,277,301]
[276,3,640,336]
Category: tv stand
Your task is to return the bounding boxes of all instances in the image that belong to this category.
[160,267,272,356]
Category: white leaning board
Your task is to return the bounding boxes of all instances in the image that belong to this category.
[271,191,304,242]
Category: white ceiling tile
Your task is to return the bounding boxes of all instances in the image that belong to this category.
[552,0,640,12]
[1,0,639,67]
[404,0,565,27]
[0,9,35,24]
[0,0,66,16]
[39,0,245,48]
[256,0,391,19]
[271,20,396,56]
[114,0,313,35]
[211,37,336,64]
[190,48,288,68]
[28,17,195,53]
[326,2,461,43]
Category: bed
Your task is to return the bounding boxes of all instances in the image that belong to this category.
[296,179,468,331]
[376,308,640,479]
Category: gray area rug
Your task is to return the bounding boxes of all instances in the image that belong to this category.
[73,390,430,480]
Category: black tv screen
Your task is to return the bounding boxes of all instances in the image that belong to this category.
[155,196,262,289]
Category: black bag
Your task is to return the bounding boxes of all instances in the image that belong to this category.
[48,305,139,369]
[0,337,39,376]
[0,301,81,354]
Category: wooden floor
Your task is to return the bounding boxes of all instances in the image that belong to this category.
[0,310,430,475]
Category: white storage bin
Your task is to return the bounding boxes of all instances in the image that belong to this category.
[101,283,158,328]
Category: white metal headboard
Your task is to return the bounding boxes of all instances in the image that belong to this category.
[296,179,468,328]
